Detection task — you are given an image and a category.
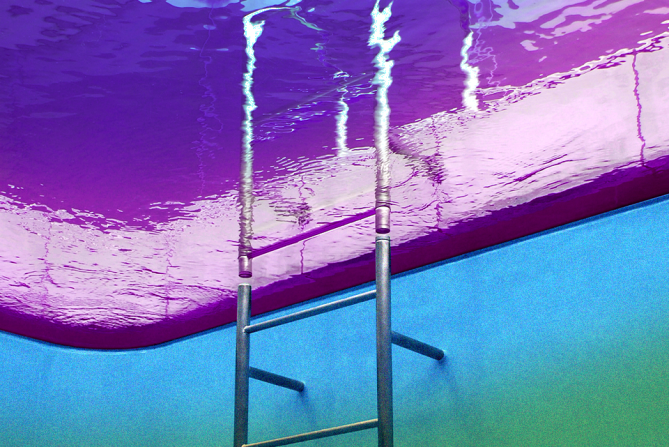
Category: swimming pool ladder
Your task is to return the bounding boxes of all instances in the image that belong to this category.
[233,235,445,447]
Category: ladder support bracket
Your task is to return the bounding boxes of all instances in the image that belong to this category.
[391,331,445,361]
[249,367,305,393]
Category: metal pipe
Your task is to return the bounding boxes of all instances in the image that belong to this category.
[239,255,252,279]
[249,367,305,393]
[375,235,393,447]
[244,290,376,334]
[242,419,379,447]
[234,284,252,447]
[375,206,390,234]
[391,332,445,361]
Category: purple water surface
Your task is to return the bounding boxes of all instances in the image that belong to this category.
[1,0,668,348]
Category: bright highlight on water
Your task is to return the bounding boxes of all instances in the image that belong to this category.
[335,71,351,156]
[460,31,480,111]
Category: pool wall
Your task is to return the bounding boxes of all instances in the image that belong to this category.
[1,195,668,446]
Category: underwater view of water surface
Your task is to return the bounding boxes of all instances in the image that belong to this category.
[0,0,668,347]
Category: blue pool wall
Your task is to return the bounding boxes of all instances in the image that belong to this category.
[1,194,668,446]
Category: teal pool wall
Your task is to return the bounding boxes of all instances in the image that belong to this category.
[1,195,668,446]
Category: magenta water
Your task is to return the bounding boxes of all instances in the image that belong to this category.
[0,0,668,348]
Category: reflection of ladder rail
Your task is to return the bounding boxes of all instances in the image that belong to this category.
[233,235,445,447]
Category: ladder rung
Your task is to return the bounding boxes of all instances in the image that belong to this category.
[244,290,376,333]
[391,331,445,361]
[249,367,304,392]
[242,419,379,447]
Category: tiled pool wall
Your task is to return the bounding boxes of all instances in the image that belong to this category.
[1,194,668,446]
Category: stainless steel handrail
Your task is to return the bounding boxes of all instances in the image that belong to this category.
[242,419,379,447]
[244,290,376,334]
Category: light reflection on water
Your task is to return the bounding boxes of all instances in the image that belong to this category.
[460,31,480,111]
[0,0,668,347]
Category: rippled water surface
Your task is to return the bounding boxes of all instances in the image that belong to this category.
[1,0,668,347]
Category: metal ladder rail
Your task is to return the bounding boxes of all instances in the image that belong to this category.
[233,236,445,447]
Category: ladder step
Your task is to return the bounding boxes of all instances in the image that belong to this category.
[244,290,376,333]
[392,331,445,361]
[242,419,379,447]
[249,367,304,392]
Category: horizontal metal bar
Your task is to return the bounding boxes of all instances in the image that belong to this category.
[391,331,445,361]
[242,419,379,447]
[249,367,304,392]
[244,290,376,334]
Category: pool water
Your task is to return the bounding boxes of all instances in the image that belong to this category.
[0,0,668,348]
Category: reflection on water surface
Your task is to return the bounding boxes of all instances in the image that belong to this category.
[0,0,668,347]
